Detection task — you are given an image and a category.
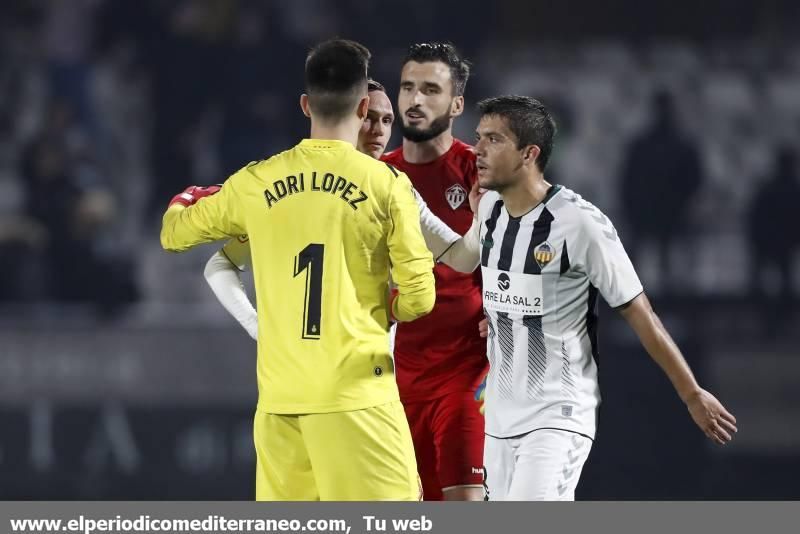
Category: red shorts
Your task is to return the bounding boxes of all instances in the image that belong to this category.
[403,390,485,500]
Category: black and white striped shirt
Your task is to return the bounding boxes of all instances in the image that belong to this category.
[478,185,643,439]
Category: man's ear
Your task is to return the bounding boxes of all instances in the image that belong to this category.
[522,144,541,168]
[356,94,370,120]
[300,94,311,118]
[450,95,464,118]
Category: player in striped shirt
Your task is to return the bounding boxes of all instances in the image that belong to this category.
[456,95,737,500]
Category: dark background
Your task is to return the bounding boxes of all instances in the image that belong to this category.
[0,0,798,499]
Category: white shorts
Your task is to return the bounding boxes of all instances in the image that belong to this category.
[484,428,592,501]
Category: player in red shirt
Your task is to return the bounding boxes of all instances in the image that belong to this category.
[382,42,487,501]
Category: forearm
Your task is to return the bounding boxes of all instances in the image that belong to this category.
[160,186,242,251]
[204,251,258,340]
[161,205,226,252]
[621,295,700,402]
[642,314,699,400]
[388,176,437,321]
[161,205,190,251]
[392,267,436,321]
[439,215,481,272]
[415,190,463,262]
[620,296,737,444]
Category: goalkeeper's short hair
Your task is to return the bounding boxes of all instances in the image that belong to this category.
[305,39,371,122]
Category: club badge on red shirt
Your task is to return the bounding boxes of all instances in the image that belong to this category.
[445,184,467,210]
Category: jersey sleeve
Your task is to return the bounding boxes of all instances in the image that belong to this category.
[573,206,643,308]
[204,250,258,340]
[414,188,461,259]
[160,172,247,252]
[387,172,436,322]
[221,236,253,271]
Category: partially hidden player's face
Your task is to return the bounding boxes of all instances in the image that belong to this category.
[474,114,531,192]
[358,90,394,159]
[398,61,463,143]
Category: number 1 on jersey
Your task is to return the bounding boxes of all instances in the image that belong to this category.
[294,243,324,340]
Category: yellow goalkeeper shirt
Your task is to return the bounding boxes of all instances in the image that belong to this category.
[161,139,435,413]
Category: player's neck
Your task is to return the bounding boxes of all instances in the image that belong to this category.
[402,130,454,164]
[501,174,551,218]
[309,119,360,147]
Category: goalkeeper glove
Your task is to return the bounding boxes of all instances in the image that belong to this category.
[169,185,222,208]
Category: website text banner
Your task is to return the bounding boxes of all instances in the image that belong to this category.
[1,502,795,534]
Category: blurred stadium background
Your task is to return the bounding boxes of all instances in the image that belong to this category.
[1,0,799,499]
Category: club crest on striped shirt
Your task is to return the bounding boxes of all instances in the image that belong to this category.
[445,184,467,210]
[534,241,554,268]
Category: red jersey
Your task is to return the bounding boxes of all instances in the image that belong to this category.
[382,139,488,402]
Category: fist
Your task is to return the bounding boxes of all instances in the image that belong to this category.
[478,318,489,338]
[169,185,222,208]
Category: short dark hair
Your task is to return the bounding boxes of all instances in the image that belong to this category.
[305,39,371,121]
[477,95,557,172]
[403,42,471,96]
[367,79,385,93]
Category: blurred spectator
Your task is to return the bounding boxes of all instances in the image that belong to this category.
[620,90,703,290]
[0,215,47,301]
[41,0,102,138]
[19,100,138,312]
[747,147,800,303]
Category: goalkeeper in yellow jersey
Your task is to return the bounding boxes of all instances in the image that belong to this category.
[160,39,435,501]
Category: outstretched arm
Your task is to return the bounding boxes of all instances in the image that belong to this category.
[618,293,738,444]
[424,180,484,273]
